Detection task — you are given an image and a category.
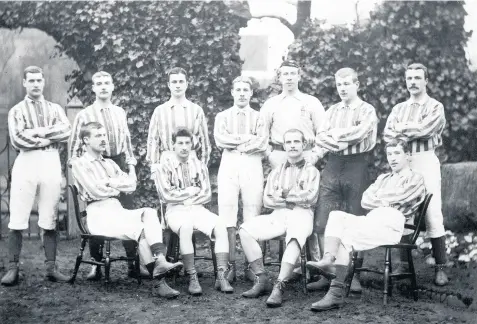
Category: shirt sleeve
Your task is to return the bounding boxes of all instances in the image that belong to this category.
[71,159,120,201]
[197,107,211,166]
[213,112,243,149]
[286,165,320,207]
[263,168,286,209]
[152,162,192,204]
[43,104,71,143]
[400,103,446,140]
[8,106,47,150]
[68,112,84,159]
[379,174,426,215]
[239,115,269,154]
[146,107,162,165]
[107,160,137,192]
[187,162,212,206]
[361,175,388,210]
[121,109,137,166]
[383,104,406,143]
[333,105,378,145]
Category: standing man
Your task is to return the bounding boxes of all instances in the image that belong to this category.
[146,67,211,168]
[307,139,426,311]
[260,59,325,273]
[312,67,378,292]
[2,66,71,286]
[260,60,325,168]
[383,63,448,286]
[71,122,182,298]
[239,129,320,308]
[69,71,140,280]
[153,128,233,296]
[214,76,268,283]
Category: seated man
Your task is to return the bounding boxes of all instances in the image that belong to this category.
[306,138,426,311]
[239,128,320,308]
[71,122,182,298]
[153,127,233,296]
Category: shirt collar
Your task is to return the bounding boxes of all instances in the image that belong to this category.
[407,94,430,106]
[83,151,105,162]
[338,98,363,110]
[392,167,413,178]
[25,95,45,103]
[284,158,306,169]
[170,154,194,168]
[91,101,114,111]
[166,98,190,109]
[231,105,251,115]
[277,90,306,102]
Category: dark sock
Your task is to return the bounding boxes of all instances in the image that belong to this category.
[248,258,265,276]
[215,252,229,271]
[182,254,196,275]
[145,262,155,275]
[431,236,447,265]
[89,237,103,262]
[150,243,167,256]
[8,230,23,263]
[334,265,348,284]
[43,230,57,262]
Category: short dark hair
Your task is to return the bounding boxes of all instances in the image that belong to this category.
[279,59,300,69]
[385,138,410,154]
[79,122,104,144]
[23,66,44,79]
[283,128,305,143]
[232,76,253,90]
[172,127,193,144]
[406,63,428,79]
[167,67,188,81]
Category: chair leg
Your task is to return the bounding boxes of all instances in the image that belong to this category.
[383,248,391,305]
[388,250,393,297]
[301,242,307,294]
[104,241,111,284]
[211,240,217,279]
[407,249,418,301]
[69,237,87,284]
[135,244,141,285]
[278,239,284,271]
[192,233,197,257]
[345,252,358,297]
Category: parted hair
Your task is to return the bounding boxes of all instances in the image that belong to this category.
[167,67,188,81]
[92,71,113,83]
[406,63,428,79]
[385,138,410,153]
[172,127,193,143]
[23,66,44,79]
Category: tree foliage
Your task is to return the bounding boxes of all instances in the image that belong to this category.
[0,1,246,207]
[288,1,477,174]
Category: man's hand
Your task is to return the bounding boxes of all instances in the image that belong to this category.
[37,138,52,147]
[184,186,201,197]
[238,134,253,143]
[128,166,137,181]
[236,143,247,152]
[35,127,49,138]
[394,123,405,133]
[328,128,342,142]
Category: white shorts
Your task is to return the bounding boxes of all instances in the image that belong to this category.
[326,207,405,252]
[86,198,147,241]
[166,204,221,237]
[9,149,62,230]
[240,207,314,248]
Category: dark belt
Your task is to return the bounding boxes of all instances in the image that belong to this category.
[35,143,60,151]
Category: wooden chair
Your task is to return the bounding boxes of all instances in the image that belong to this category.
[159,203,218,281]
[262,236,310,293]
[68,185,141,285]
[345,193,433,305]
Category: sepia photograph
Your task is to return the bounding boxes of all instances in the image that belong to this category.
[0,0,476,323]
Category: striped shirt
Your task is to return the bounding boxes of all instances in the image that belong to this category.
[361,168,426,219]
[69,102,137,166]
[315,99,377,155]
[71,152,136,203]
[152,154,211,206]
[146,99,211,166]
[383,95,446,153]
[264,159,320,209]
[8,96,71,151]
[214,106,268,155]
[260,91,325,150]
